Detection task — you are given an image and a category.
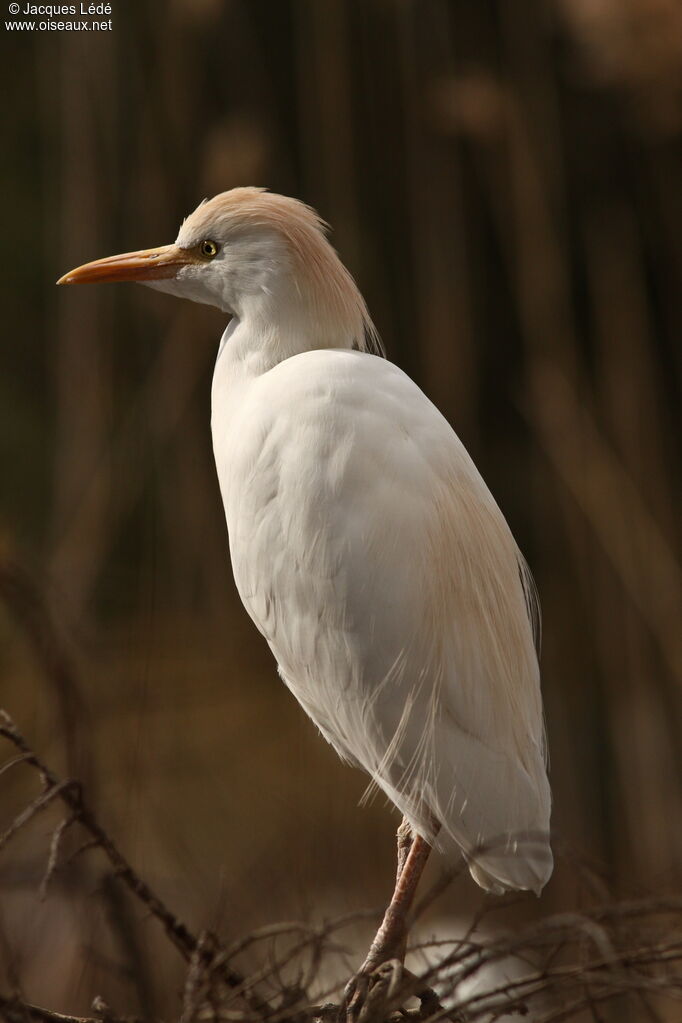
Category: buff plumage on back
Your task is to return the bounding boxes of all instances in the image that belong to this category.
[342,407,550,894]
[180,188,384,357]
[419,470,550,891]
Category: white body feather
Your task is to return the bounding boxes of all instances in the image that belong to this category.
[212,335,552,893]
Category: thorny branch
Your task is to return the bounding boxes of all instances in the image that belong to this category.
[0,713,269,1019]
[2,714,682,1023]
[0,712,197,958]
[0,994,144,1023]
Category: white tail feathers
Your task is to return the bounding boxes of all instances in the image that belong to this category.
[431,720,552,893]
[359,702,552,894]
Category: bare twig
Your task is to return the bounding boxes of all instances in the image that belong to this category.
[0,713,271,1020]
[38,815,75,900]
[0,994,145,1023]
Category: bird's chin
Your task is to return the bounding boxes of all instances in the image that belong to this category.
[141,276,230,313]
[140,277,184,298]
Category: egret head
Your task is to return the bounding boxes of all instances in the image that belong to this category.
[58,187,381,353]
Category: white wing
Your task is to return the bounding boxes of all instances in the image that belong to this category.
[212,348,552,893]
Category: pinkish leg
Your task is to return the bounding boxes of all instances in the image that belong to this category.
[344,821,432,1020]
[361,822,431,973]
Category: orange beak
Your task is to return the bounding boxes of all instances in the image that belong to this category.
[57,244,199,286]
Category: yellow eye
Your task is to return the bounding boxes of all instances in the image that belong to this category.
[200,239,219,258]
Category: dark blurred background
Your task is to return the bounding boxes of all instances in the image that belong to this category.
[1,0,681,1017]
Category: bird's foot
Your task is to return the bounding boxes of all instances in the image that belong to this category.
[342,957,405,1023]
[342,959,457,1023]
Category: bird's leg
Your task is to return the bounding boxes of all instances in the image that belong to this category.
[360,822,431,974]
[343,821,431,1021]
[395,817,414,881]
[388,818,417,963]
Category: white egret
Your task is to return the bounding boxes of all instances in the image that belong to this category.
[58,187,552,976]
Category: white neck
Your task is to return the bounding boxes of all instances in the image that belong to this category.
[214,304,359,384]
